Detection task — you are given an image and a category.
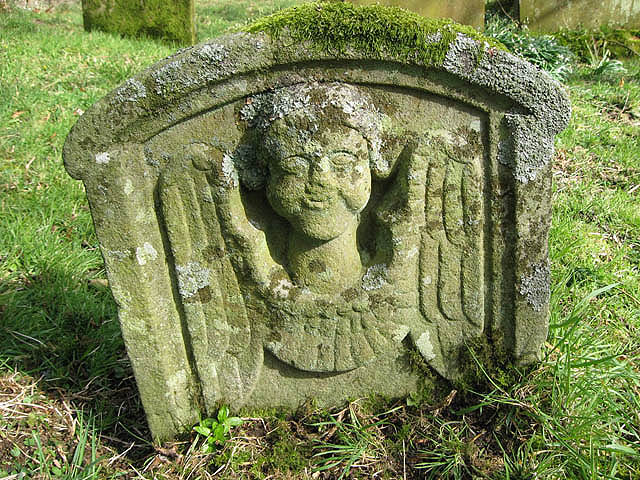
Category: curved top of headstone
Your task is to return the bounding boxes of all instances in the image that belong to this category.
[64,1,570,181]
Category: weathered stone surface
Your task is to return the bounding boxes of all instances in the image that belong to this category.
[520,0,640,31]
[64,3,570,440]
[81,0,195,45]
[349,0,485,29]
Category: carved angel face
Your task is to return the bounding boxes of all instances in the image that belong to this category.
[264,116,371,241]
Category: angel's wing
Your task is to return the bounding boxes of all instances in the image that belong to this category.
[158,152,263,411]
[417,132,485,379]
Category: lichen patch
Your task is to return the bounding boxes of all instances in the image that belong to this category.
[95,152,110,164]
[362,264,389,291]
[505,113,556,184]
[443,33,484,76]
[165,369,189,402]
[175,262,211,298]
[113,78,147,104]
[136,242,158,266]
[221,152,239,188]
[107,249,130,261]
[519,261,551,312]
[272,278,294,299]
[124,178,134,195]
[392,325,410,343]
[195,43,228,63]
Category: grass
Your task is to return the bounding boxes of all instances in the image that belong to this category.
[311,403,402,478]
[485,14,575,79]
[1,0,639,478]
[197,0,303,39]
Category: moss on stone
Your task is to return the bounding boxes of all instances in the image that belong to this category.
[402,341,451,407]
[452,336,526,399]
[243,2,505,67]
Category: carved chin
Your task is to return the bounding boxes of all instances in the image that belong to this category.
[293,214,349,241]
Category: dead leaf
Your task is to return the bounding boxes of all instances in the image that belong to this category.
[155,444,182,460]
[11,111,25,119]
[88,278,109,289]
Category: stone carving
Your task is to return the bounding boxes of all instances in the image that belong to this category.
[63,4,570,440]
[163,80,485,376]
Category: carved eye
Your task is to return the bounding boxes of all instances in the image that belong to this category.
[278,155,308,176]
[330,152,357,172]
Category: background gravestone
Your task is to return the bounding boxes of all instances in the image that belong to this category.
[81,0,196,45]
[64,3,570,440]
[520,0,640,31]
[348,0,485,29]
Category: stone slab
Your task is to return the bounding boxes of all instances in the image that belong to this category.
[349,0,485,29]
[64,3,570,441]
[81,0,196,45]
[520,0,640,31]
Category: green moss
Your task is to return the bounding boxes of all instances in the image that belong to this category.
[243,2,505,67]
[453,336,525,398]
[255,418,310,474]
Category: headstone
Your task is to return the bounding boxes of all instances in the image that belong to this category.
[349,0,485,30]
[64,3,570,440]
[81,0,196,45]
[520,0,640,31]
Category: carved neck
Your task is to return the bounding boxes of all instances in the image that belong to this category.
[288,219,362,294]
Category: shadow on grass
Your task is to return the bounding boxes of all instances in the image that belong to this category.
[0,266,152,451]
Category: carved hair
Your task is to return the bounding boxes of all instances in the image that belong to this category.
[236,82,395,190]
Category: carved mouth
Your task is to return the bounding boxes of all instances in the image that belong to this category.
[302,188,331,207]
[303,198,329,209]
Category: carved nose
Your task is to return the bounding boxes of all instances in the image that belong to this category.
[309,157,332,185]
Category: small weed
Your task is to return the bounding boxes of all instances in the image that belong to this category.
[193,406,243,453]
[32,412,101,479]
[586,43,628,77]
[414,418,473,480]
[556,26,640,62]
